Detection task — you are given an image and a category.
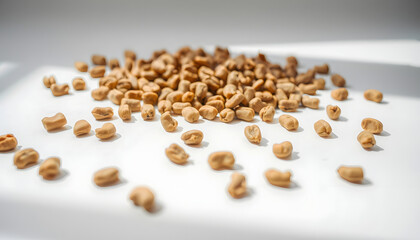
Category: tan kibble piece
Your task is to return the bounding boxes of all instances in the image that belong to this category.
[244,125,262,144]
[331,74,346,87]
[338,166,364,183]
[50,84,69,96]
[228,173,247,199]
[121,98,141,112]
[182,106,200,123]
[181,91,195,102]
[141,104,155,120]
[331,88,348,101]
[143,92,158,105]
[326,105,341,120]
[288,93,302,104]
[43,76,56,88]
[72,77,86,90]
[235,107,255,122]
[108,89,124,105]
[272,141,293,159]
[314,64,329,74]
[39,157,61,180]
[199,105,218,120]
[364,89,383,103]
[42,113,67,131]
[166,91,183,103]
[160,112,178,132]
[124,50,136,60]
[91,86,110,101]
[206,100,224,113]
[130,187,155,211]
[95,123,116,140]
[208,151,235,170]
[124,90,142,100]
[357,131,376,149]
[279,114,299,131]
[108,58,120,70]
[298,83,317,95]
[91,107,113,120]
[181,130,203,145]
[90,66,106,78]
[158,100,172,114]
[14,148,39,169]
[92,54,106,65]
[93,167,119,187]
[165,143,189,165]
[249,97,267,113]
[75,61,88,72]
[361,118,383,134]
[73,120,91,136]
[259,105,275,123]
[314,120,332,137]
[0,134,18,152]
[172,102,191,115]
[118,104,132,121]
[225,93,245,108]
[279,100,299,112]
[265,169,291,188]
[220,108,235,123]
[302,95,320,109]
[313,78,326,90]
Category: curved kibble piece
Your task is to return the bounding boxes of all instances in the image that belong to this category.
[199,105,218,120]
[314,120,332,137]
[228,173,247,199]
[357,131,376,148]
[244,125,262,144]
[14,148,39,169]
[39,157,61,180]
[95,123,116,140]
[272,141,293,159]
[91,107,114,120]
[129,186,155,212]
[73,120,91,136]
[326,105,341,120]
[42,113,67,131]
[72,77,86,90]
[43,76,56,88]
[50,84,69,97]
[361,118,383,134]
[90,66,106,78]
[181,130,203,145]
[160,112,178,132]
[158,100,172,114]
[93,167,119,187]
[219,108,235,123]
[265,169,291,188]
[279,114,299,131]
[259,105,275,123]
[208,151,235,170]
[337,166,364,183]
[225,93,245,109]
[165,143,189,165]
[108,89,124,105]
[0,134,18,152]
[364,89,383,103]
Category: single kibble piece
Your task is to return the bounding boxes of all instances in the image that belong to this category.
[357,131,376,149]
[72,77,86,90]
[143,92,159,105]
[244,125,262,144]
[279,114,299,131]
[160,112,178,132]
[298,84,317,95]
[182,106,200,123]
[121,98,141,112]
[225,93,245,108]
[361,118,383,134]
[331,88,348,101]
[95,123,116,140]
[199,105,218,120]
[279,100,299,112]
[235,107,255,122]
[331,74,346,87]
[326,105,341,120]
[313,78,326,90]
[125,90,142,100]
[158,100,172,114]
[74,61,88,72]
[364,89,383,103]
[93,167,119,187]
[314,120,332,137]
[249,97,267,113]
[42,113,67,131]
[39,157,61,180]
[50,84,69,96]
[165,143,189,165]
[91,107,114,120]
[118,104,132,121]
[259,105,275,123]
[129,186,155,211]
[172,102,191,115]
[108,89,124,105]
[206,100,224,113]
[108,58,120,70]
[265,169,291,188]
[90,66,106,78]
[14,148,39,169]
[337,166,364,183]
[141,104,155,120]
[302,95,320,109]
[314,64,329,74]
[73,120,91,136]
[220,108,235,123]
[228,173,247,199]
[181,130,203,145]
[125,50,136,60]
[0,134,18,152]
[272,141,293,159]
[92,54,106,65]
[43,76,56,88]
[91,86,110,101]
[208,151,235,170]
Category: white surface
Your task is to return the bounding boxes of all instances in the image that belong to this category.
[0,64,420,240]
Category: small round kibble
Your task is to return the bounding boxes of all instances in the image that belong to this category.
[91,107,114,120]
[244,125,262,144]
[331,74,346,87]
[95,123,116,140]
[74,61,88,72]
[357,130,376,149]
[314,120,332,137]
[0,134,18,152]
[93,167,119,187]
[265,169,291,188]
[235,107,255,122]
[228,173,247,199]
[129,186,155,212]
[160,112,178,132]
[73,120,91,136]
[50,84,69,97]
[72,77,86,90]
[208,151,235,170]
[42,113,67,131]
[181,130,203,145]
[165,143,189,165]
[272,141,293,159]
[331,88,348,101]
[361,118,383,134]
[39,157,61,180]
[259,105,275,123]
[364,89,383,103]
[182,106,200,123]
[141,104,155,120]
[219,108,235,123]
[337,166,364,183]
[279,114,299,131]
[199,105,218,120]
[14,148,39,169]
[326,105,341,120]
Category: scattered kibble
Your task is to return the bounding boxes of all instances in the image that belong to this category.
[331,88,348,101]
[141,104,155,120]
[91,107,114,120]
[259,105,275,122]
[129,186,155,211]
[42,113,67,131]
[39,157,61,180]
[361,118,383,134]
[326,105,341,120]
[272,141,293,159]
[337,166,363,183]
[72,77,86,90]
[160,112,178,132]
[181,130,203,145]
[43,76,56,88]
[265,169,291,188]
[0,134,17,152]
[165,143,189,165]
[95,123,116,140]
[91,54,106,65]
[73,120,91,136]
[118,104,132,121]
[182,106,200,123]
[357,130,376,149]
[14,148,39,169]
[244,125,262,144]
[93,167,119,187]
[50,83,69,97]
[331,74,346,87]
[314,119,332,137]
[208,151,235,170]
[364,89,383,103]
[74,61,88,72]
[279,114,299,131]
[228,173,247,199]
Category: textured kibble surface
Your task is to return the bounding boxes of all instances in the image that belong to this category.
[14,148,39,169]
[93,167,119,187]
[39,157,61,180]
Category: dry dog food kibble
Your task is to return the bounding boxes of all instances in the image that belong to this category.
[42,113,67,131]
[91,107,114,120]
[259,105,275,122]
[314,64,329,74]
[72,77,86,90]
[265,169,291,188]
[129,186,155,211]
[199,105,218,120]
[165,143,189,165]
[43,76,56,88]
[314,119,332,137]
[73,120,91,136]
[91,86,110,101]
[331,88,348,101]
[361,118,383,134]
[50,83,69,96]
[118,104,132,121]
[0,134,17,152]
[95,123,116,139]
[219,108,235,123]
[181,130,203,145]
[14,148,39,169]
[92,55,106,65]
[326,105,341,120]
[208,151,235,170]
[172,102,191,115]
[93,167,119,187]
[74,61,88,72]
[337,166,364,183]
[160,112,178,132]
[364,89,383,103]
[302,95,319,109]
[313,78,326,90]
[228,173,247,199]
[182,106,200,123]
[357,130,376,148]
[272,141,293,159]
[121,98,141,112]
[39,157,61,180]
[235,107,254,122]
[141,104,155,120]
[244,125,262,144]
[279,114,299,131]
[279,100,299,112]
[108,89,124,105]
[331,74,346,87]
[158,100,172,114]
[90,66,106,78]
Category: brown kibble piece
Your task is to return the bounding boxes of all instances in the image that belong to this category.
[279,100,299,112]
[108,89,124,105]
[181,130,203,145]
[225,93,245,108]
[265,169,291,188]
[357,131,376,149]
[302,95,319,109]
[314,64,329,74]
[75,61,88,72]
[14,148,39,169]
[93,167,119,187]
[220,108,235,123]
[0,134,18,152]
[125,90,142,100]
[199,105,218,120]
[160,112,178,132]
[143,92,158,105]
[279,114,299,131]
[90,66,106,78]
[298,84,317,95]
[314,120,332,137]
[259,105,275,123]
[272,141,293,159]
[73,120,91,136]
[72,77,86,90]
[165,143,189,165]
[130,186,155,211]
[50,84,69,96]
[42,113,67,131]
[39,157,61,180]
[337,166,364,183]
[313,78,326,90]
[92,55,106,65]
[182,106,200,123]
[43,76,56,88]
[158,100,172,114]
[141,104,155,120]
[172,102,191,115]
[331,88,348,101]
[331,74,346,87]
[121,98,141,112]
[244,125,262,144]
[91,86,110,101]
[108,58,120,70]
[208,151,235,170]
[228,173,247,199]
[249,97,267,113]
[206,100,224,113]
[326,105,341,120]
[361,118,383,134]
[91,107,114,120]
[118,104,132,121]
[95,123,116,140]
[235,107,254,122]
[364,89,383,103]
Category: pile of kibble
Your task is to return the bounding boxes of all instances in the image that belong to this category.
[0,46,385,212]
